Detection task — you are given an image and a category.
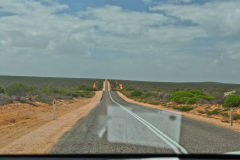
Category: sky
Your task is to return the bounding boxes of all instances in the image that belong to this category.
[0,0,240,83]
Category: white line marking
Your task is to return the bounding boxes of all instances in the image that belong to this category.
[108,90,188,154]
[225,151,240,154]
[120,105,181,153]
[98,127,106,138]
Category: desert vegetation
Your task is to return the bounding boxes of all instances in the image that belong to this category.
[223,95,240,108]
[169,90,214,104]
[0,76,103,105]
[0,76,103,150]
[173,105,195,112]
[110,79,240,105]
[110,79,240,124]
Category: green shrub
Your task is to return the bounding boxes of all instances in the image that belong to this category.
[41,87,96,98]
[41,87,61,96]
[188,89,204,96]
[169,89,214,104]
[197,110,205,114]
[140,92,157,98]
[173,105,194,112]
[157,89,161,92]
[41,87,73,97]
[223,95,240,108]
[5,83,36,97]
[36,96,52,104]
[171,96,198,104]
[77,85,95,91]
[124,88,135,91]
[170,91,195,104]
[79,92,85,97]
[223,108,230,111]
[233,114,240,120]
[206,108,221,115]
[222,120,229,123]
[82,91,95,98]
[130,90,142,97]
[66,91,81,98]
[0,86,4,94]
[221,112,229,117]
[58,88,72,96]
[141,99,148,103]
[149,101,159,105]
[172,91,194,98]
[197,95,215,101]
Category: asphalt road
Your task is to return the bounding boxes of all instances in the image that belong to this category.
[50,81,240,154]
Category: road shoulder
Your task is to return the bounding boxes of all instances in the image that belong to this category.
[0,91,103,154]
[117,91,240,133]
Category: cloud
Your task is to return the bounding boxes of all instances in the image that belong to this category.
[142,0,154,4]
[80,5,173,36]
[0,0,240,82]
[149,0,240,62]
[176,0,192,4]
[150,0,240,37]
[0,0,68,15]
[0,1,202,56]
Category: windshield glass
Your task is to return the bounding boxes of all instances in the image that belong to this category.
[0,0,240,155]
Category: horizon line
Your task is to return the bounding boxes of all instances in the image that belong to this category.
[0,74,239,85]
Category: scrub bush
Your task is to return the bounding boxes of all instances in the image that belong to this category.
[5,83,36,97]
[223,95,240,108]
[77,85,96,91]
[41,87,95,98]
[233,114,240,120]
[197,110,205,114]
[140,92,158,99]
[221,112,229,117]
[206,108,221,115]
[169,89,214,104]
[123,88,135,91]
[130,90,142,97]
[173,105,194,112]
[149,101,159,105]
[0,86,4,94]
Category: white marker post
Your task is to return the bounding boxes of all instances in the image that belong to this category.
[230,107,233,126]
[52,98,56,120]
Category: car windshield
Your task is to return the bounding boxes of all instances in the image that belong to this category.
[0,0,240,156]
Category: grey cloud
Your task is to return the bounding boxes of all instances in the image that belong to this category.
[0,0,240,83]
[3,30,50,49]
[150,1,240,38]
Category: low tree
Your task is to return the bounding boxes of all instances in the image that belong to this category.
[0,86,4,94]
[169,90,214,104]
[223,95,240,126]
[77,85,95,91]
[130,90,142,97]
[5,83,36,99]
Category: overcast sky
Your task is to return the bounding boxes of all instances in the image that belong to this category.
[0,0,239,83]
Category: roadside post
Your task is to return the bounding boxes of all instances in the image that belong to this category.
[119,84,123,90]
[52,98,56,120]
[230,107,233,126]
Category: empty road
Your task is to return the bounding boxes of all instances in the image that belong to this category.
[51,81,240,154]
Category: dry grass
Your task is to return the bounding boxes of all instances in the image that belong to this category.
[0,97,91,149]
